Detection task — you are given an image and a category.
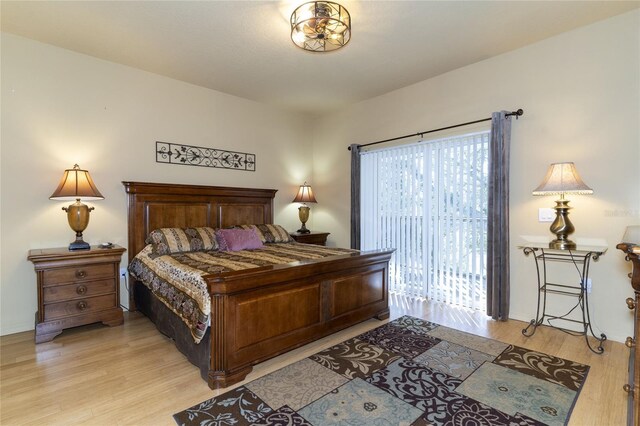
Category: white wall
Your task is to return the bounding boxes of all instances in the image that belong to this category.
[311,10,640,342]
[0,33,314,335]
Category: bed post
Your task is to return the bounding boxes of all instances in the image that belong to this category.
[207,294,253,388]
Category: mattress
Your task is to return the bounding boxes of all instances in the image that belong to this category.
[128,242,357,343]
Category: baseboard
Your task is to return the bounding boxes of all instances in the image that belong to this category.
[1,321,34,337]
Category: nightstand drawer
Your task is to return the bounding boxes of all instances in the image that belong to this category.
[44,294,117,321]
[42,263,114,286]
[43,279,116,303]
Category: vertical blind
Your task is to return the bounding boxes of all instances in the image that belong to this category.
[360,131,489,310]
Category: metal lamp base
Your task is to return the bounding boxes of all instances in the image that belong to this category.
[549,239,576,250]
[297,205,311,234]
[549,199,576,250]
[63,200,94,251]
[69,238,91,251]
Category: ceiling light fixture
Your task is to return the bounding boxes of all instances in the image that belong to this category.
[290,1,351,52]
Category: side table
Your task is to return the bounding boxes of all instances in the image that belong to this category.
[28,245,126,343]
[519,243,607,354]
[290,231,330,246]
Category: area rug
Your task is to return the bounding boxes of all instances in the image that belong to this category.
[173,316,589,426]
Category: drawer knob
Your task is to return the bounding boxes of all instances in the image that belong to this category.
[76,285,87,295]
[623,384,632,393]
[75,270,87,279]
[77,301,88,311]
[625,336,635,348]
[626,297,636,310]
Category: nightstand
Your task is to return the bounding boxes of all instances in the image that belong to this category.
[290,231,330,246]
[27,245,126,343]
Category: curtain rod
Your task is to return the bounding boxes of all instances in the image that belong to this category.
[347,109,524,151]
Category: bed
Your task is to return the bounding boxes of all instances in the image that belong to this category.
[123,181,394,389]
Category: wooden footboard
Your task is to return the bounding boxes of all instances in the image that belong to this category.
[205,249,393,389]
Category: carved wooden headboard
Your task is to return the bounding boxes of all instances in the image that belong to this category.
[122,181,277,263]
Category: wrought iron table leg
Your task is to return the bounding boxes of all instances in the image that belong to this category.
[581,252,607,354]
[522,318,542,336]
[522,247,543,336]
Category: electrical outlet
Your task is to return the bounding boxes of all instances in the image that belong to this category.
[584,278,592,293]
[538,208,555,222]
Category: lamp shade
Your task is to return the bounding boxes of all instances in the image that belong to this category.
[532,162,593,196]
[50,164,104,201]
[290,1,351,52]
[622,226,640,245]
[292,182,317,203]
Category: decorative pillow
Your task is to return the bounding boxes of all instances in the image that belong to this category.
[215,231,230,252]
[238,224,293,244]
[216,228,264,251]
[145,227,218,255]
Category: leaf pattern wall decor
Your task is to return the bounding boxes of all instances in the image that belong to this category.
[156,141,256,171]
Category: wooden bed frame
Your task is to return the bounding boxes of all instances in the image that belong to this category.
[123,181,393,389]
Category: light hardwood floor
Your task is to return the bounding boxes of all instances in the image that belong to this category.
[1,296,630,425]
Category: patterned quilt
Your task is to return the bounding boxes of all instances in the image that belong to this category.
[128,243,357,343]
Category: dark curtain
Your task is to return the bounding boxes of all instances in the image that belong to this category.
[486,111,512,320]
[350,144,361,249]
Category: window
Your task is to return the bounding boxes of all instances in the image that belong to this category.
[360,131,489,310]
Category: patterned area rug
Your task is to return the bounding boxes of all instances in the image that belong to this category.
[173,316,589,426]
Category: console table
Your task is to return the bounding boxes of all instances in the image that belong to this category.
[617,226,639,425]
[519,243,607,354]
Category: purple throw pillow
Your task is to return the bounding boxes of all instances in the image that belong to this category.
[215,231,230,251]
[216,228,263,251]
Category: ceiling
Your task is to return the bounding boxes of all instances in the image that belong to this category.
[1,1,638,115]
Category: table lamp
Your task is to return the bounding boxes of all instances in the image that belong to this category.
[292,182,317,234]
[50,164,104,250]
[533,162,593,249]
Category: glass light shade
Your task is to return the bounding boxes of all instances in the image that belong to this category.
[290,1,351,52]
[292,182,317,203]
[532,162,593,196]
[50,164,104,201]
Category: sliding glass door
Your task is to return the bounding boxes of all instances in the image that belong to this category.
[360,131,489,310]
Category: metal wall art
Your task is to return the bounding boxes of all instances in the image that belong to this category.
[156,141,256,171]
